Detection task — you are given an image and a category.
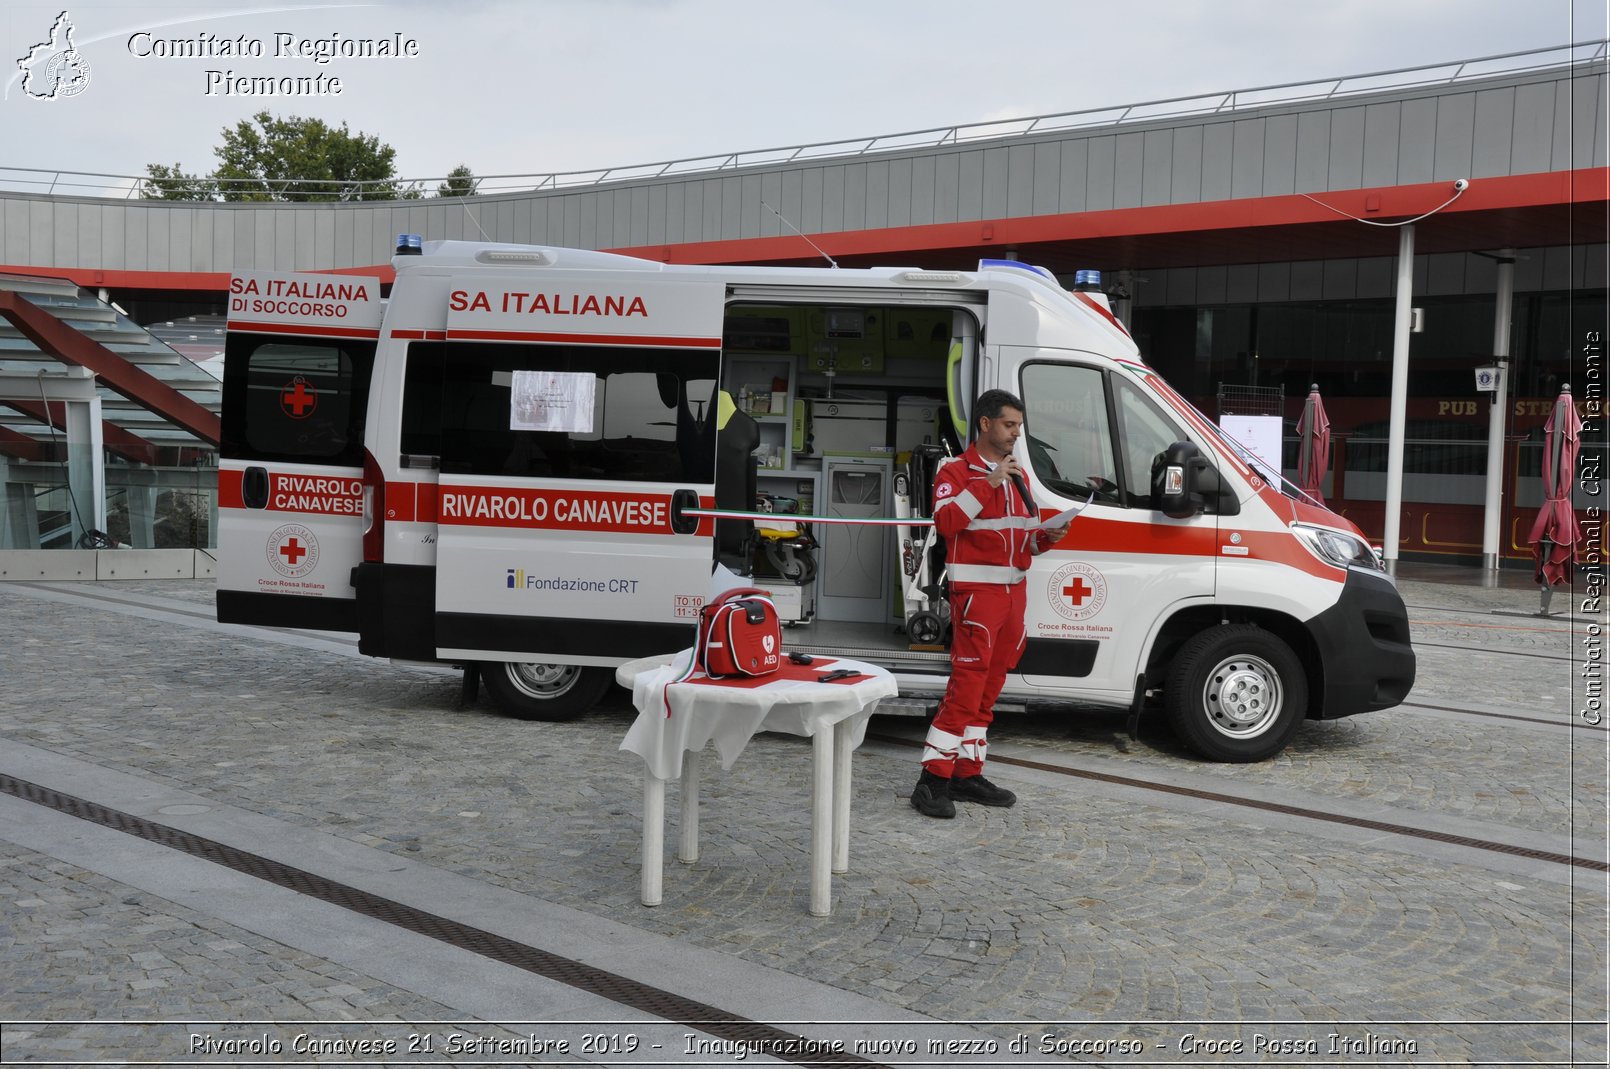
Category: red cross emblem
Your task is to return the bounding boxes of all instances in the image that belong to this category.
[280,378,318,419]
[1048,562,1105,621]
[279,537,307,566]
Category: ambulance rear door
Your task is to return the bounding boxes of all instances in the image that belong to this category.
[216,273,383,630]
[430,275,725,666]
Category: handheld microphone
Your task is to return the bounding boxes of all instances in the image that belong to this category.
[1007,458,1032,507]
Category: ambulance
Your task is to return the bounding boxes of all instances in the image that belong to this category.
[216,238,1414,762]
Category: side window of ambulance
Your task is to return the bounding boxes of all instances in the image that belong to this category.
[221,336,373,466]
[1113,377,1190,510]
[400,342,446,461]
[1020,363,1120,503]
[432,341,720,482]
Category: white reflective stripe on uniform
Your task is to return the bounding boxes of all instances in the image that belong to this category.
[922,724,963,765]
[958,725,989,763]
[953,489,984,519]
[948,563,1027,584]
[966,514,1035,531]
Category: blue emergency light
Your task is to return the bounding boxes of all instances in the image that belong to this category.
[395,233,423,256]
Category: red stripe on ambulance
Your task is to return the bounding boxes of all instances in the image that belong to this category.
[226,320,381,339]
[216,469,362,516]
[445,328,720,349]
[438,487,681,534]
[269,473,362,515]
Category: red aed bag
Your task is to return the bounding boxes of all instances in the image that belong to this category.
[697,587,782,678]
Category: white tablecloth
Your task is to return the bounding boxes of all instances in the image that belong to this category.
[617,654,897,780]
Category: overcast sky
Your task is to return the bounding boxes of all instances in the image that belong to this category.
[2,0,1605,196]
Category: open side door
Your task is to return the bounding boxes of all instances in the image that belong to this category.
[429,276,725,665]
[216,273,382,630]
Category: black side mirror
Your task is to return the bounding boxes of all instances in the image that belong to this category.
[1153,442,1204,518]
[1152,442,1241,519]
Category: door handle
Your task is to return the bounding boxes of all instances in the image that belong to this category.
[669,488,699,535]
[242,466,269,510]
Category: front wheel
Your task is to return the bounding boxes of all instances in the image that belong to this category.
[1164,624,1307,761]
[481,661,612,722]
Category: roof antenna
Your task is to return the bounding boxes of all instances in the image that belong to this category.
[763,201,837,268]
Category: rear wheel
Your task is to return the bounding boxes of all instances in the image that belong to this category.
[481,661,612,722]
[1164,624,1307,761]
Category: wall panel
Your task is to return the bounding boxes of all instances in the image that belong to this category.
[1113,132,1144,209]
[1361,103,1401,189]
[1230,119,1265,200]
[1397,97,1437,184]
[1471,87,1516,179]
[888,158,913,227]
[1059,139,1088,212]
[1200,123,1233,201]
[1327,106,1365,190]
[1432,92,1476,181]
[1032,142,1062,215]
[1262,114,1298,198]
[1086,136,1116,211]
[1170,126,1203,204]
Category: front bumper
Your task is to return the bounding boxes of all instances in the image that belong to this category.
[1308,566,1416,718]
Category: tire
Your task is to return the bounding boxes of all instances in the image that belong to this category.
[481,661,612,722]
[906,610,944,645]
[1163,624,1307,762]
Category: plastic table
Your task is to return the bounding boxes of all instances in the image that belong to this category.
[617,653,897,917]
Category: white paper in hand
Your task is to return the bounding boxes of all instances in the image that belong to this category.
[1033,489,1096,530]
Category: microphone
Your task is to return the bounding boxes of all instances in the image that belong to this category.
[1006,458,1032,507]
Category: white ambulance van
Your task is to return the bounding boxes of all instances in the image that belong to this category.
[217,238,1414,762]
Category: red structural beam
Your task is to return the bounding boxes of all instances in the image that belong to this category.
[1,398,164,465]
[0,290,221,445]
[0,424,50,461]
[608,168,1610,267]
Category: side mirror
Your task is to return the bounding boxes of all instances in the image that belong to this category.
[1153,442,1205,519]
[1151,442,1241,519]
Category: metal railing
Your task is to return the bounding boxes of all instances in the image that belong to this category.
[3,40,1605,202]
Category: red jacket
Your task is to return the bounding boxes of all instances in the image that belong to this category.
[932,444,1051,587]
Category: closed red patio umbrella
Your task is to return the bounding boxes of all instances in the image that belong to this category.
[1526,384,1581,612]
[1296,383,1330,503]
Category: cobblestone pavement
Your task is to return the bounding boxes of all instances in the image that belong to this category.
[0,566,1605,1067]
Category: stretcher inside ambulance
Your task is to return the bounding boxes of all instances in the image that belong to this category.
[217,240,1413,762]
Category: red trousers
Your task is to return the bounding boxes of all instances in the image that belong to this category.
[922,583,1026,777]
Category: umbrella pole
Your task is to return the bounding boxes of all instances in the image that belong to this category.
[1539,536,1553,615]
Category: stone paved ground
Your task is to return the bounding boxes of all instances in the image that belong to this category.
[0,566,1605,1066]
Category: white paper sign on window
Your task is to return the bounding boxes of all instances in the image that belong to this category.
[1218,414,1284,482]
[510,370,596,433]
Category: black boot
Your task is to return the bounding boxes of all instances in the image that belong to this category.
[950,773,1016,807]
[910,769,955,819]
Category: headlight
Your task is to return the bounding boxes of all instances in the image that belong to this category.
[1292,523,1382,570]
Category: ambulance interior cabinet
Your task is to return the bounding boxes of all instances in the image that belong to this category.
[723,355,794,471]
[818,455,891,623]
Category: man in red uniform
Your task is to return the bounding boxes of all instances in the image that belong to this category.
[912,390,1068,819]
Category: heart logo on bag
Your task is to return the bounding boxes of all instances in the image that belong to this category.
[763,634,775,653]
